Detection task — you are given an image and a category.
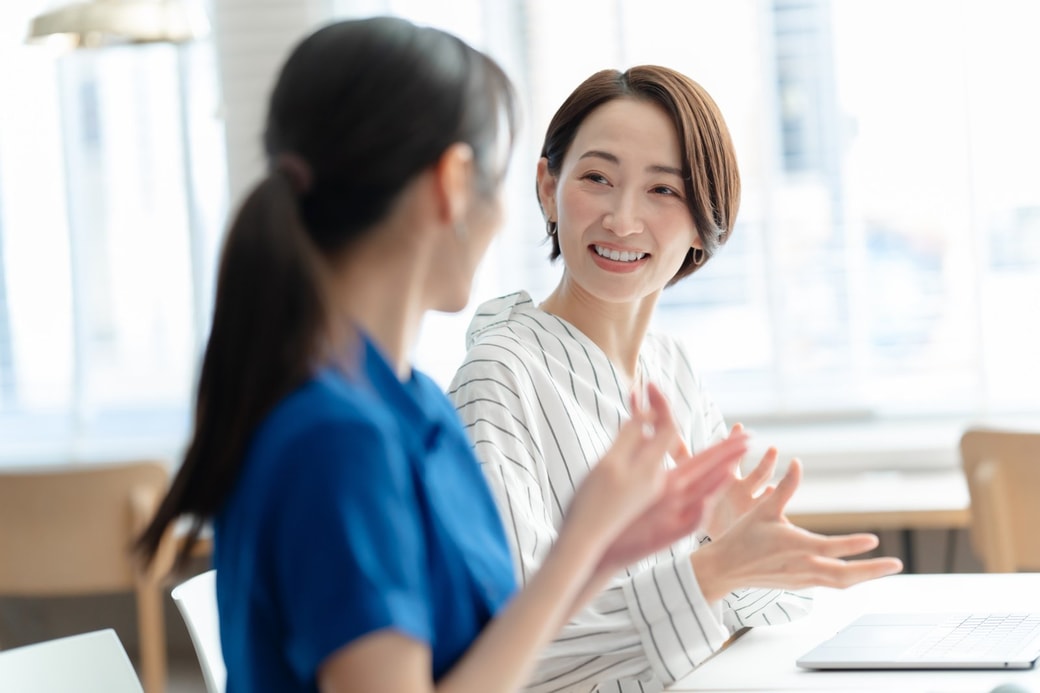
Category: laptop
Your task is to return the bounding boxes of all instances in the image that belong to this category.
[797,612,1040,670]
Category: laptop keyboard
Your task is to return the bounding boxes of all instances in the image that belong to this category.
[904,613,1040,661]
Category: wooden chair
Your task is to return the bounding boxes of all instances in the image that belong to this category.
[0,628,144,692]
[171,569,224,693]
[0,461,176,693]
[960,428,1040,572]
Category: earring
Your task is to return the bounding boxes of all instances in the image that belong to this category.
[546,220,558,236]
[692,247,705,266]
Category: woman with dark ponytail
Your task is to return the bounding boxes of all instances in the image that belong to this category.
[135,16,750,692]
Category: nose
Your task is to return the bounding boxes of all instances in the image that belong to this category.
[602,190,644,237]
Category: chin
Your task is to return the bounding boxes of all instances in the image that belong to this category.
[432,289,471,314]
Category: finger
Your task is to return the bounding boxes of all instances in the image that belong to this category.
[808,555,904,588]
[728,423,746,478]
[815,532,884,559]
[631,383,681,469]
[673,460,740,532]
[745,446,779,492]
[628,389,647,423]
[646,382,677,431]
[759,457,802,517]
[670,437,692,467]
[688,455,739,501]
[643,382,672,427]
[611,407,654,461]
[625,381,671,435]
[672,435,748,489]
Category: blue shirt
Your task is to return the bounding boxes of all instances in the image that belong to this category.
[213,335,517,692]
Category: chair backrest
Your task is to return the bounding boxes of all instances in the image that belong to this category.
[0,461,170,595]
[0,628,144,693]
[960,427,1040,572]
[171,569,225,693]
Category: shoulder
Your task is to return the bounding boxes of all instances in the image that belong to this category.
[463,290,568,356]
[464,290,536,349]
[247,372,407,495]
[263,370,394,444]
[451,291,546,390]
[221,372,416,562]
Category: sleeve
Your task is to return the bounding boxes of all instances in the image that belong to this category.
[449,350,729,691]
[272,417,432,683]
[721,587,815,630]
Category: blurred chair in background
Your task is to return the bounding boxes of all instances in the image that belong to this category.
[0,627,144,693]
[171,568,223,693]
[0,461,175,693]
[960,428,1040,573]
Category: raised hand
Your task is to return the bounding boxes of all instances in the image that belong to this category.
[561,382,682,557]
[699,422,778,539]
[561,383,744,573]
[596,429,749,575]
[691,458,904,603]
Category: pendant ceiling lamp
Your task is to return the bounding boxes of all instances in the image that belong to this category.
[26,0,208,48]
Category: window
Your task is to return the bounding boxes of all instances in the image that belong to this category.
[0,1,226,463]
[390,0,1040,433]
[3,0,1036,467]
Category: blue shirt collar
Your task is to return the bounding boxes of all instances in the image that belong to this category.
[355,332,442,451]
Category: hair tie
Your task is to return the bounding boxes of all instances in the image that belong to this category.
[275,152,314,195]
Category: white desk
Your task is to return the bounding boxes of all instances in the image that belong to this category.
[667,573,1040,692]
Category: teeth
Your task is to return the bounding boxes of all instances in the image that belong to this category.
[595,245,645,262]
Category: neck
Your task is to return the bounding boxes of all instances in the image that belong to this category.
[331,234,430,381]
[539,274,659,384]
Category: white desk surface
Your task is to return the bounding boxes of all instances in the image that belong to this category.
[667,573,1040,692]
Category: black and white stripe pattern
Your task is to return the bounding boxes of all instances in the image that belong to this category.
[448,291,812,693]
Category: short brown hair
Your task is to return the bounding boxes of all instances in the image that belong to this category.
[540,65,740,284]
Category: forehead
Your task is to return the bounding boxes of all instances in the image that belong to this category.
[567,98,681,167]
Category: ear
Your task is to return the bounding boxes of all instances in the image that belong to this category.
[432,143,475,225]
[535,157,558,223]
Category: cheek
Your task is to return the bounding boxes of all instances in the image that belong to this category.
[658,212,699,265]
[472,197,503,248]
[558,185,601,231]
[557,189,603,260]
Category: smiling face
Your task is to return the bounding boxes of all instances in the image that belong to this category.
[537,98,700,307]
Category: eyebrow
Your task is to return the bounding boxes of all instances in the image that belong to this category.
[577,149,684,178]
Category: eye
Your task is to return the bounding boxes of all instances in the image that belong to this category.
[581,172,610,185]
[650,184,681,198]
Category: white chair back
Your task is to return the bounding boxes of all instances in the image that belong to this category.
[171,569,225,693]
[0,628,143,693]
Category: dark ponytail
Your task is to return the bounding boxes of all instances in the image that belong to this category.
[135,16,517,570]
[136,170,336,567]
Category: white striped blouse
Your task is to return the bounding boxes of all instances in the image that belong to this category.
[447,291,812,693]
